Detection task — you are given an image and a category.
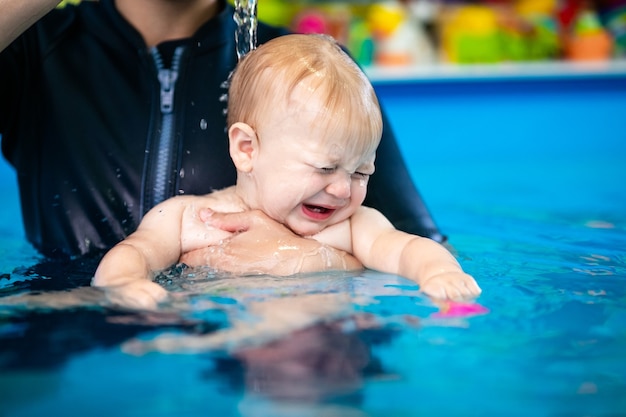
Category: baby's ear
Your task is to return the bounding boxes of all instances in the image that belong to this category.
[228,122,258,173]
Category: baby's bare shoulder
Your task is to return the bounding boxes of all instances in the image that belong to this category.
[178,188,243,252]
[172,187,245,215]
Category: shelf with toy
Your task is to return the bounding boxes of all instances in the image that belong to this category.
[259,0,626,82]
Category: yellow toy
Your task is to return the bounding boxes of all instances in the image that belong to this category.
[368,1,435,66]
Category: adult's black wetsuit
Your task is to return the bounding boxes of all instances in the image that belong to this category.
[0,0,442,260]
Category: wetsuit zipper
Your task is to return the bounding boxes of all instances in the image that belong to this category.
[143,45,186,214]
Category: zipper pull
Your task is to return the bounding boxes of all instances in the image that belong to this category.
[158,68,178,114]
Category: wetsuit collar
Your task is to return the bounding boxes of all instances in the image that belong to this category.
[98,0,233,52]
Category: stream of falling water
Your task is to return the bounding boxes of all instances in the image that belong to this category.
[220,0,259,108]
[233,0,258,61]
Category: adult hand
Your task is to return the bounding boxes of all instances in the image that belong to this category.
[179,209,363,276]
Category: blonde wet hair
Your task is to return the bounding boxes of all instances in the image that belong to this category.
[227,33,383,160]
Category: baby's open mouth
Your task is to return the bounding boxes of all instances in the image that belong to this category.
[302,204,335,220]
[303,204,331,214]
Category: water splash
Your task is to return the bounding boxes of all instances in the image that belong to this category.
[233,0,258,61]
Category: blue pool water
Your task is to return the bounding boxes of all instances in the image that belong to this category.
[1,71,625,416]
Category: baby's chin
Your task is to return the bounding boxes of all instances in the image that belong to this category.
[286,221,325,238]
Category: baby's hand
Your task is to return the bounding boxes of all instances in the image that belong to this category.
[101,280,169,310]
[420,272,481,300]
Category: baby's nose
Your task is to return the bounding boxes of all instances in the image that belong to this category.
[326,173,351,199]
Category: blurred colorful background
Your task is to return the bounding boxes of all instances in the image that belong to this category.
[251,0,625,66]
[57,0,625,66]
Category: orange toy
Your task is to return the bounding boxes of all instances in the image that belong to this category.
[567,31,613,60]
[566,9,614,60]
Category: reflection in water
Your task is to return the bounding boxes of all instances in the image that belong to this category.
[0,265,420,412]
[210,317,397,412]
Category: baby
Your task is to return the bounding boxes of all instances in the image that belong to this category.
[93,34,481,309]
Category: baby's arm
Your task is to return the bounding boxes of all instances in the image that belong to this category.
[350,207,481,300]
[92,197,197,309]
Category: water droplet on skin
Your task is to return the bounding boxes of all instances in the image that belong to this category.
[200,119,208,130]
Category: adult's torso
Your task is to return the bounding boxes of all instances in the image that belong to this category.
[0,0,287,258]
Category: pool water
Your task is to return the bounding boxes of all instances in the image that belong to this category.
[1,74,626,416]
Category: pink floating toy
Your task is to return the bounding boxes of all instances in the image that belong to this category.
[432,301,490,318]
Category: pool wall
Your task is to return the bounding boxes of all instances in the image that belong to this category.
[369,65,626,225]
[373,69,626,165]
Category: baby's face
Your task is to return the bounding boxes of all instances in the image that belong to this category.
[246,82,376,237]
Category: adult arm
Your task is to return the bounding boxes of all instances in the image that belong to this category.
[350,206,480,300]
[180,209,364,275]
[93,203,363,308]
[0,0,59,51]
